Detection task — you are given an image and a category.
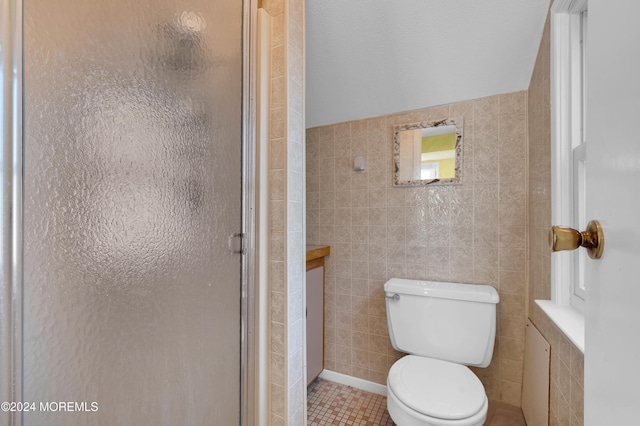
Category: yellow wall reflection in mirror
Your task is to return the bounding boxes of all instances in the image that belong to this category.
[421,132,456,179]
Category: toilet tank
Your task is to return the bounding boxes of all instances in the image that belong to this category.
[385,278,499,368]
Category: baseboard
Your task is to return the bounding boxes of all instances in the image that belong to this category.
[318,370,387,397]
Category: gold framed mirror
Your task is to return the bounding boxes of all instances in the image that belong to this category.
[392,117,463,186]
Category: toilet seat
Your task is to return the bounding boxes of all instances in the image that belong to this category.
[387,355,486,421]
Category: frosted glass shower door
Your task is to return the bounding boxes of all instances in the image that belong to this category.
[22,0,244,424]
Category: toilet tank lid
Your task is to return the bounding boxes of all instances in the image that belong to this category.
[384,278,499,304]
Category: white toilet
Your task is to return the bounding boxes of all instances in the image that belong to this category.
[384,278,500,426]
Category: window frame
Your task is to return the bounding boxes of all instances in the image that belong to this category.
[550,0,588,312]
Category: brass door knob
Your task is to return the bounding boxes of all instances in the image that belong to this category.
[549,220,604,259]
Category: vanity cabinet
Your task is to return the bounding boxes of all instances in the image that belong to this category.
[306,245,330,386]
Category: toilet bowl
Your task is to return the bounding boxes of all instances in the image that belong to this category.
[384,279,499,426]
[386,356,488,426]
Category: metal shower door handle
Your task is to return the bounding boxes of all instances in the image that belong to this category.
[228,233,245,254]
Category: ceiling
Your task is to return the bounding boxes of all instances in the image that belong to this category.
[305,0,550,128]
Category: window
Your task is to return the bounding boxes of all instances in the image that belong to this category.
[551,0,588,312]
[537,0,588,354]
[420,162,439,180]
[571,10,588,306]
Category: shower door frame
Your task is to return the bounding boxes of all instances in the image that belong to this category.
[0,0,258,425]
[0,0,24,425]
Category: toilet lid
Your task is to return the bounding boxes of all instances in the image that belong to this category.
[388,355,486,420]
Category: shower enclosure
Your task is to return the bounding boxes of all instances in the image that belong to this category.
[1,0,254,424]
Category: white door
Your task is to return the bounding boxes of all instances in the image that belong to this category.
[585,0,640,423]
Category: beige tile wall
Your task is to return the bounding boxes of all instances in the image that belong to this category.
[527,4,585,425]
[306,92,528,406]
[263,0,306,423]
[264,0,287,423]
[285,0,306,423]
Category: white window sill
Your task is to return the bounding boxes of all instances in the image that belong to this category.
[535,300,585,354]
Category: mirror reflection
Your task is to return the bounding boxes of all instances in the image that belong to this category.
[393,118,463,186]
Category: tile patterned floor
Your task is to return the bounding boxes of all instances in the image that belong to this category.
[484,400,528,426]
[307,379,527,426]
[307,379,394,426]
